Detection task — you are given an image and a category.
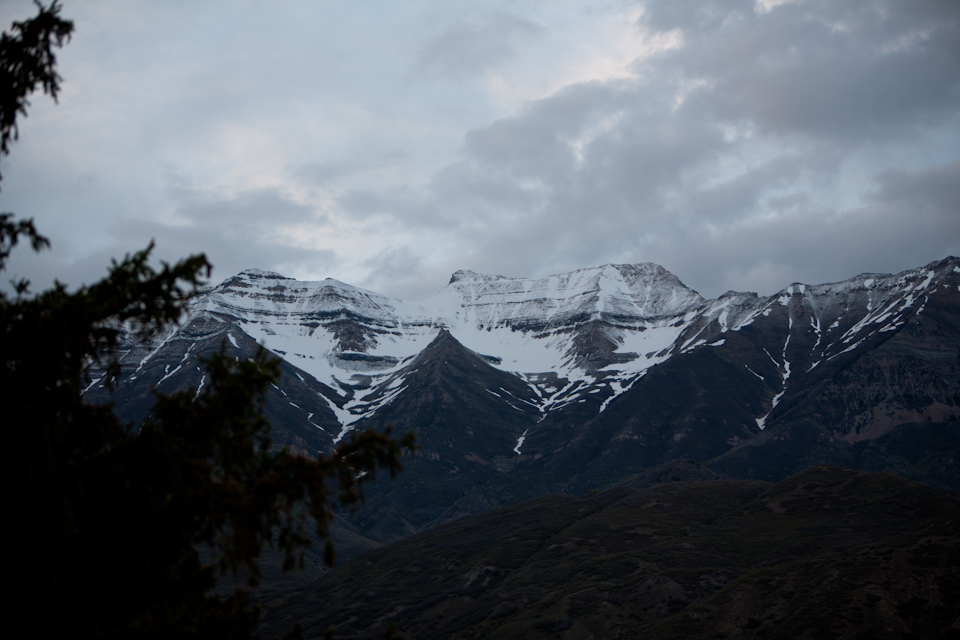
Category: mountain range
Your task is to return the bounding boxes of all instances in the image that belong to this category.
[86,256,960,546]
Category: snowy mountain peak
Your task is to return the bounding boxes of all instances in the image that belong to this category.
[437,263,703,325]
[234,268,293,280]
[448,269,503,284]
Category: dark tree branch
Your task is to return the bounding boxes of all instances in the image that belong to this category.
[0,1,73,183]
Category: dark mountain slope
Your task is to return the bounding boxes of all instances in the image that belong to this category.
[259,467,960,640]
[345,329,542,541]
[447,346,766,514]
[711,282,960,485]
[85,312,345,455]
[531,345,766,493]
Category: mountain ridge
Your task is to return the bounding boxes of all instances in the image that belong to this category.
[86,256,960,544]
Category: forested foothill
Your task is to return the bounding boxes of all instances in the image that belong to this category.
[259,465,960,640]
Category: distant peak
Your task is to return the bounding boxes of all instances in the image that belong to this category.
[448,263,679,285]
[609,262,669,273]
[448,270,507,284]
[604,262,676,281]
[448,270,477,284]
[236,268,292,280]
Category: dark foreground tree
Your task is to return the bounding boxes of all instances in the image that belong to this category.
[0,4,414,637]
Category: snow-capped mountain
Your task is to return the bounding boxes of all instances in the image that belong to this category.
[87,257,960,543]
[189,263,708,431]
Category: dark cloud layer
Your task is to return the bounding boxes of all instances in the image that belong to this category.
[2,0,958,300]
[337,0,960,299]
[645,0,960,141]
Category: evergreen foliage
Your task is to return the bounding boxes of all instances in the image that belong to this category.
[0,4,414,637]
[0,0,72,181]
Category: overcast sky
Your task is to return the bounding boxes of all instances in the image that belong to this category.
[1,0,958,301]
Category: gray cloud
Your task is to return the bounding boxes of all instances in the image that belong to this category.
[6,183,336,291]
[292,149,409,187]
[682,158,960,295]
[643,0,960,141]
[123,184,336,284]
[332,0,960,300]
[412,12,543,79]
[869,157,960,213]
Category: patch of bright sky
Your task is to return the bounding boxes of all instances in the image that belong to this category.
[478,4,681,112]
[753,0,798,13]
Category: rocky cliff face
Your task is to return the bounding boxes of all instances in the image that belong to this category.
[85,257,960,543]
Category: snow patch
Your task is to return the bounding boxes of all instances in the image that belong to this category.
[513,429,529,454]
[194,371,206,399]
[157,364,182,386]
[82,375,103,395]
[306,412,325,432]
[745,365,764,381]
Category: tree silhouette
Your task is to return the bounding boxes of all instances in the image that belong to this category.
[0,4,413,637]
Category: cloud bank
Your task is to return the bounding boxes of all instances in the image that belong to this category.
[1,0,958,300]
